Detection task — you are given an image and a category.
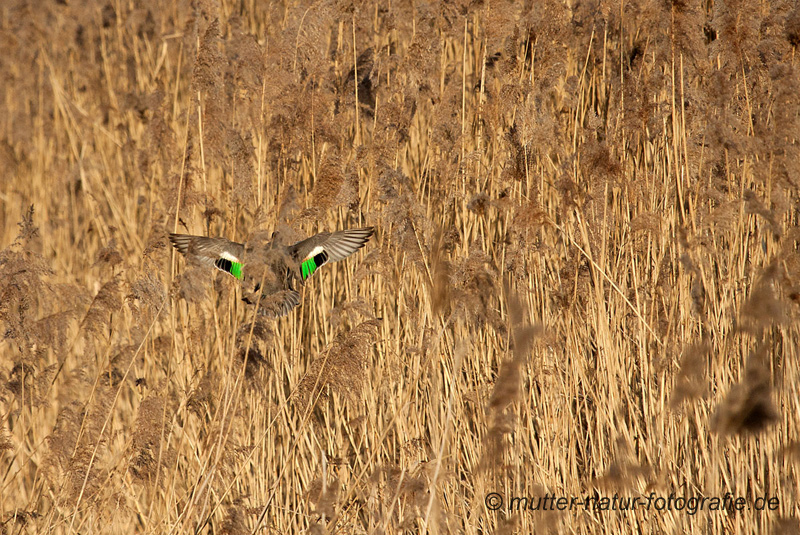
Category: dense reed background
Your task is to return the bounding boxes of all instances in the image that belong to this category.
[1,0,799,533]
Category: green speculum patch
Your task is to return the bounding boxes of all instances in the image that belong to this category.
[215,258,243,280]
[301,257,317,280]
[229,261,243,280]
[301,251,329,281]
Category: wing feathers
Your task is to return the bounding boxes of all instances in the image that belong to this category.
[256,290,301,318]
[169,234,245,275]
[295,227,374,264]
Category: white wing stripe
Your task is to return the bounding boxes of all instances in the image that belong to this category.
[304,245,326,260]
[219,251,241,262]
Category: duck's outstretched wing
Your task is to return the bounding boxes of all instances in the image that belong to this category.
[169,234,246,280]
[290,227,374,281]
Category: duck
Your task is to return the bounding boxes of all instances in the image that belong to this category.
[169,227,374,317]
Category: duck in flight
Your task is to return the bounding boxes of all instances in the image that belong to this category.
[169,227,374,317]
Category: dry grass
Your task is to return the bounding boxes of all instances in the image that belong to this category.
[1,1,800,533]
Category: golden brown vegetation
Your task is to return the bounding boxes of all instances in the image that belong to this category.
[1,0,800,533]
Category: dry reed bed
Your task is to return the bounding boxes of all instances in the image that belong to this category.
[1,0,799,533]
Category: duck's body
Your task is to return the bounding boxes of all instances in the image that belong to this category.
[169,227,374,317]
